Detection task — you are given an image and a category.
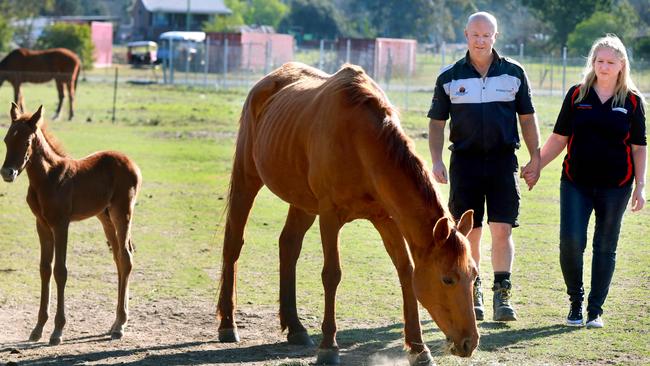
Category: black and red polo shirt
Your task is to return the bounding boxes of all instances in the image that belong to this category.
[427,49,535,154]
[554,84,647,188]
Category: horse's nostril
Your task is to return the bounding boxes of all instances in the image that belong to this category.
[462,337,472,354]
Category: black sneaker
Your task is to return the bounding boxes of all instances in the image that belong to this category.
[566,302,583,326]
[492,279,517,321]
[473,277,485,321]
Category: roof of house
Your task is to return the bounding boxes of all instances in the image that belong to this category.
[141,0,232,15]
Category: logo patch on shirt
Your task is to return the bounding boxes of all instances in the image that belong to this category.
[455,86,467,96]
[612,107,627,114]
[576,104,592,110]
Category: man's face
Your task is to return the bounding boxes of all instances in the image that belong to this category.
[464,19,497,60]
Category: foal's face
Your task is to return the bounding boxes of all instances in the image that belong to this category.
[1,104,40,182]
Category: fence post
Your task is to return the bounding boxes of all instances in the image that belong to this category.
[170,38,175,84]
[404,42,413,111]
[111,67,118,123]
[319,39,325,70]
[223,38,229,89]
[550,55,554,96]
[346,39,351,64]
[204,37,210,87]
[519,43,524,59]
[441,41,446,67]
[562,46,567,94]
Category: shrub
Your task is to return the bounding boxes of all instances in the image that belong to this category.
[36,22,94,69]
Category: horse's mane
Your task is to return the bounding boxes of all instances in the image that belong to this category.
[325,65,449,220]
[38,122,67,157]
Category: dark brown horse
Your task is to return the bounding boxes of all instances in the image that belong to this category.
[217,62,479,365]
[0,48,81,120]
[1,103,141,345]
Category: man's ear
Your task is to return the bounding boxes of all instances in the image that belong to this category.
[10,102,21,121]
[457,209,474,236]
[27,105,44,131]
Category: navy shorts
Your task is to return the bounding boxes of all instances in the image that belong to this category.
[448,151,521,228]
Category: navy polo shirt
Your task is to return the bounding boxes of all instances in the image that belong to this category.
[427,50,535,154]
[554,84,647,188]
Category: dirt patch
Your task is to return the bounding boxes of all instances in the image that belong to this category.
[0,297,422,365]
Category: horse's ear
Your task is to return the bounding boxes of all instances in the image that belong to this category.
[27,105,44,131]
[10,102,21,121]
[433,216,452,246]
[457,209,474,237]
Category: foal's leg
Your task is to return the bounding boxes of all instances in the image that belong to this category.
[29,220,54,342]
[50,221,70,345]
[216,168,263,342]
[52,80,64,120]
[279,205,316,345]
[65,80,75,120]
[316,207,343,364]
[107,202,136,340]
[371,217,433,366]
[97,211,123,337]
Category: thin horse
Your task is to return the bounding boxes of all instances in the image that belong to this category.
[1,103,141,345]
[0,48,81,120]
[217,62,479,365]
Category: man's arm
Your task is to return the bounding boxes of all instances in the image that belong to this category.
[429,118,448,183]
[518,113,541,190]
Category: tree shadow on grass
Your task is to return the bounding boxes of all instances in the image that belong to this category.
[9,322,580,365]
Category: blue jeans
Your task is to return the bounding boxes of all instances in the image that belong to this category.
[559,180,632,317]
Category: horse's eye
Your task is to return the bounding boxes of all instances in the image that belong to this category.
[442,276,455,285]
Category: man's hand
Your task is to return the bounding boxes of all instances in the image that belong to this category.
[432,160,448,184]
[520,158,540,190]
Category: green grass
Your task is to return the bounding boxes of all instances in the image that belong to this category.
[0,80,648,365]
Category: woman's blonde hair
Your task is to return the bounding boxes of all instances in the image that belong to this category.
[575,34,645,108]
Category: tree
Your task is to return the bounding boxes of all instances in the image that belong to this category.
[522,0,611,48]
[567,2,639,56]
[278,0,347,40]
[36,23,94,69]
[202,0,245,32]
[0,17,14,52]
[243,0,288,29]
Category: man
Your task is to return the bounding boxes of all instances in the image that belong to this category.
[427,11,541,321]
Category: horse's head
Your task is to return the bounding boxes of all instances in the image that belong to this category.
[412,209,479,357]
[1,103,43,182]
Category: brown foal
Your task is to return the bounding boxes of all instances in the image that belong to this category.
[1,103,141,345]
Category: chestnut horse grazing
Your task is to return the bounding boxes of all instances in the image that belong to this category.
[217,62,479,365]
[1,103,141,345]
[0,48,81,120]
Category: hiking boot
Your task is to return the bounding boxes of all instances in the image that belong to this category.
[492,279,517,321]
[473,277,485,321]
[586,313,604,329]
[566,301,583,326]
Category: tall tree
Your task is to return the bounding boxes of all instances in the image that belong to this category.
[522,0,611,47]
[243,0,289,29]
[278,0,346,40]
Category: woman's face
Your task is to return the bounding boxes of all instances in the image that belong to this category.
[593,47,624,84]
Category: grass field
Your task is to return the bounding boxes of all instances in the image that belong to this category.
[0,79,648,365]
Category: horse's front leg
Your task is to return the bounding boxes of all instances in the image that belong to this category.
[49,222,70,345]
[29,220,54,342]
[52,81,64,120]
[316,208,343,365]
[371,217,433,366]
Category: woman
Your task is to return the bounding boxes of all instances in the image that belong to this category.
[536,35,646,328]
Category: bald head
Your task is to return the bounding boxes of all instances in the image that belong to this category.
[466,12,498,33]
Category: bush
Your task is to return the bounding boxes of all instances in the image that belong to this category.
[36,22,94,69]
[0,17,13,52]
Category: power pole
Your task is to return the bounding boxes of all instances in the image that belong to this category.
[186,0,191,31]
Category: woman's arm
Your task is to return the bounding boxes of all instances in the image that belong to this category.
[631,144,647,212]
[540,133,569,169]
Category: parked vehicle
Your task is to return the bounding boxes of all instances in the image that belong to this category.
[127,41,158,65]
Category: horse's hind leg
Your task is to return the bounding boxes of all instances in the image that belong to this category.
[53,80,64,120]
[65,80,75,120]
[371,217,432,366]
[29,220,54,342]
[97,210,124,338]
[217,162,263,342]
[106,199,136,340]
[50,221,70,345]
[279,205,316,345]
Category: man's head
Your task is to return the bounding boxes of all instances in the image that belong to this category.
[464,12,498,61]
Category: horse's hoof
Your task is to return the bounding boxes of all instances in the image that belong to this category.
[316,348,340,365]
[111,331,124,340]
[28,329,42,342]
[49,336,62,346]
[408,349,434,366]
[287,330,314,346]
[218,328,240,342]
